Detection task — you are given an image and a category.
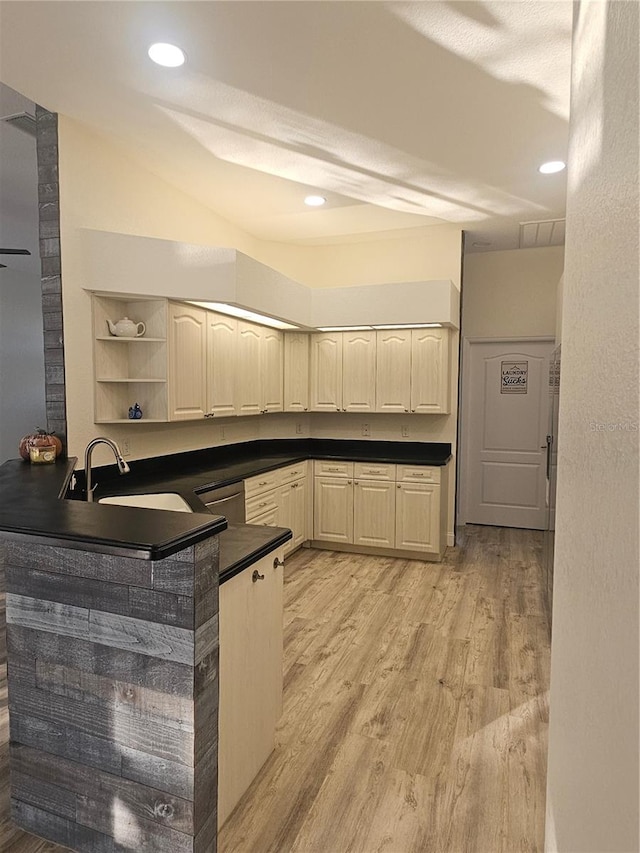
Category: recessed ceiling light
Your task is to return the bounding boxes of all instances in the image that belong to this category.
[148,43,186,67]
[538,160,566,174]
[304,195,326,207]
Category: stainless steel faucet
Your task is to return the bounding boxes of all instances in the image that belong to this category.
[84,437,130,501]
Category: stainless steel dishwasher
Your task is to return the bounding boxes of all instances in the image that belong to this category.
[198,481,246,523]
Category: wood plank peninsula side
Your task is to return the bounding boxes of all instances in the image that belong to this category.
[3,534,220,853]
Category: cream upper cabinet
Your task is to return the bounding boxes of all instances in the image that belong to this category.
[261,328,284,413]
[411,328,450,414]
[353,479,396,548]
[168,302,207,420]
[375,330,411,414]
[236,320,263,416]
[283,332,310,412]
[342,330,376,413]
[310,333,343,412]
[206,312,237,418]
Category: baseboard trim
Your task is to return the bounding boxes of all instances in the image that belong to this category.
[309,540,443,563]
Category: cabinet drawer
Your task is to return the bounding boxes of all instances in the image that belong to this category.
[353,462,395,481]
[245,470,280,499]
[396,464,441,484]
[278,461,308,485]
[247,506,279,527]
[246,488,278,521]
[313,460,354,478]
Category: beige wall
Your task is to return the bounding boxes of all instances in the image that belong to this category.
[545,2,639,851]
[462,246,564,339]
[58,117,461,540]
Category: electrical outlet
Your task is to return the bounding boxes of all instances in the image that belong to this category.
[122,438,131,457]
[362,423,370,437]
[401,425,409,438]
[296,422,303,435]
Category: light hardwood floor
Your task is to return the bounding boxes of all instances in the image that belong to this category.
[1,525,550,852]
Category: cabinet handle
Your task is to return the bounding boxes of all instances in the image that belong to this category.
[252,570,265,582]
[259,501,268,507]
[259,481,268,486]
[273,557,284,569]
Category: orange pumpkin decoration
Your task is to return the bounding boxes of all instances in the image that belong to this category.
[19,429,63,461]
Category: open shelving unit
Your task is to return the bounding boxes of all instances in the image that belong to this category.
[92,294,169,423]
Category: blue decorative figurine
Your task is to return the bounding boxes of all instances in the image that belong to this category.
[128,402,143,419]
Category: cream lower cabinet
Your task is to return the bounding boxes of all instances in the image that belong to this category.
[277,464,308,555]
[218,546,284,828]
[353,479,396,548]
[312,460,447,560]
[246,464,308,554]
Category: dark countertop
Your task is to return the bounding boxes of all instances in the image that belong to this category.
[0,458,227,560]
[219,524,291,585]
[83,438,452,500]
[0,438,449,568]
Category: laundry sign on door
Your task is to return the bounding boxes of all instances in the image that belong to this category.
[501,360,528,394]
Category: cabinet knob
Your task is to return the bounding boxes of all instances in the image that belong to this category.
[411,409,416,413]
[273,557,284,569]
[252,570,265,582]
[304,407,308,411]
[404,408,409,413]
[347,480,352,484]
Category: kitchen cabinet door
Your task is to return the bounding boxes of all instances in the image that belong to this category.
[218,547,284,828]
[342,330,376,412]
[395,482,441,554]
[353,479,396,548]
[236,320,263,416]
[168,302,207,420]
[313,476,353,543]
[376,330,411,414]
[411,328,450,414]
[206,312,237,417]
[284,332,310,412]
[278,478,306,555]
[261,328,284,413]
[310,333,343,412]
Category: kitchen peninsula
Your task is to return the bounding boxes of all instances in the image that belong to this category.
[0,455,289,852]
[1,435,450,851]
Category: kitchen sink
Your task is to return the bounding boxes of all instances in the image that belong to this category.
[98,492,193,512]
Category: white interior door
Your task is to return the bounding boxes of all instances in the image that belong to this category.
[464,339,554,529]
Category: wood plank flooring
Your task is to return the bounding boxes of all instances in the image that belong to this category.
[1,525,550,852]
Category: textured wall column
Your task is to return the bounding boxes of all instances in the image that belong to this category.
[35,106,67,446]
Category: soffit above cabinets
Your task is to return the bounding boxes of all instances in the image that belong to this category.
[80,230,461,330]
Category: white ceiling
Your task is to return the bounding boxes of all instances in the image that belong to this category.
[0,1,572,252]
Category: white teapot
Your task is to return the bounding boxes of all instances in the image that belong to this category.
[107,317,146,338]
